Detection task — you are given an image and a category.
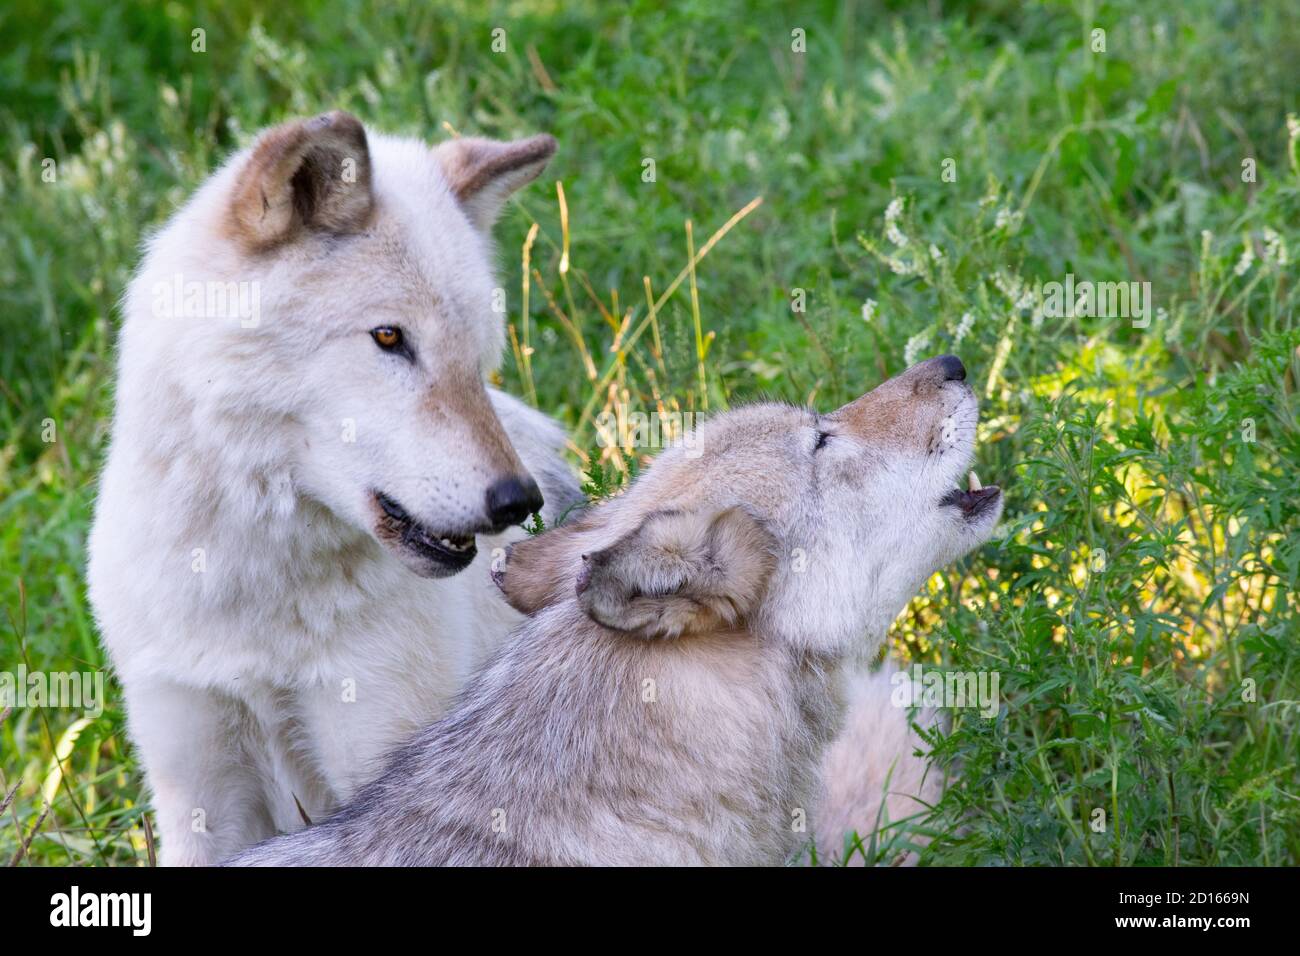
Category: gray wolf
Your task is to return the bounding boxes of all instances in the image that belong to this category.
[228,355,1002,866]
[87,111,582,865]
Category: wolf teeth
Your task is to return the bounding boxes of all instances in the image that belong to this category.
[968,471,982,492]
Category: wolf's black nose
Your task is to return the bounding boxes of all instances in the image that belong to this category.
[486,476,544,530]
[936,354,966,382]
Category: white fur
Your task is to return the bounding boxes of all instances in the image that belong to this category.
[817,666,948,864]
[88,125,575,865]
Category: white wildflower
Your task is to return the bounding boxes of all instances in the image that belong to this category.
[994,207,1013,229]
[952,311,975,345]
[884,198,908,246]
[861,299,877,323]
[1233,240,1254,276]
[769,106,791,142]
[1263,227,1288,265]
[929,243,944,262]
[992,270,1023,304]
[904,330,930,367]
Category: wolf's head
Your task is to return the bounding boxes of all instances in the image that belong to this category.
[497,356,1002,656]
[124,112,560,577]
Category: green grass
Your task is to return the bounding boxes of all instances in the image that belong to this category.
[1,0,1297,865]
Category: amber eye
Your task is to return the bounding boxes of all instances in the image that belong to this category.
[371,326,403,351]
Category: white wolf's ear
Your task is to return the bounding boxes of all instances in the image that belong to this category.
[435,134,557,231]
[578,507,777,639]
[229,110,373,251]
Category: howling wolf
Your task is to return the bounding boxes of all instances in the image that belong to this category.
[228,356,999,865]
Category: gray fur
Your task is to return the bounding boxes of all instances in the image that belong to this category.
[230,606,837,866]
[228,360,1002,867]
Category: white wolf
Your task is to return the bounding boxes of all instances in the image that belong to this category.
[88,111,947,866]
[228,356,1000,866]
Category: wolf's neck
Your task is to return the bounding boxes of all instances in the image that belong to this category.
[110,375,394,629]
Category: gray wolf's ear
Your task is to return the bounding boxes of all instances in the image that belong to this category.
[493,513,591,617]
[435,134,557,231]
[229,111,373,251]
[579,507,777,639]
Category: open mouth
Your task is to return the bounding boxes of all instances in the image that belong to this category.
[940,470,1002,521]
[374,492,478,572]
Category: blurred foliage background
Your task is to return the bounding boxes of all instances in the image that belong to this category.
[1,0,1297,864]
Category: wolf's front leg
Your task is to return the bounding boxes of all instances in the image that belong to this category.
[123,678,275,866]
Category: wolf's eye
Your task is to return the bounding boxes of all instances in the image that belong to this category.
[371,326,404,351]
[814,431,831,451]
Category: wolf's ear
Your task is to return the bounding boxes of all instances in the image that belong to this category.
[578,507,777,639]
[434,134,557,231]
[493,513,592,616]
[229,111,373,251]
